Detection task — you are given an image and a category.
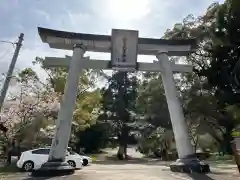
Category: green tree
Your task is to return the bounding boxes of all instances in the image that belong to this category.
[136,72,171,129]
[34,57,104,133]
[163,0,240,155]
[74,121,111,153]
[136,72,184,158]
[33,57,107,153]
[99,71,138,159]
[201,0,240,154]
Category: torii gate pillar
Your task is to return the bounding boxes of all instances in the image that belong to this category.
[157,51,210,173]
[31,45,85,177]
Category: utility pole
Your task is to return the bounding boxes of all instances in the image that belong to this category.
[0,33,24,111]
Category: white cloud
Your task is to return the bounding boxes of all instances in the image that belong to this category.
[0,0,19,12]
[34,10,51,23]
[103,0,151,21]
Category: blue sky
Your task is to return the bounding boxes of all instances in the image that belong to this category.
[0,0,224,80]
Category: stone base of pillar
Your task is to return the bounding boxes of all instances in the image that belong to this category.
[31,161,75,177]
[170,157,210,173]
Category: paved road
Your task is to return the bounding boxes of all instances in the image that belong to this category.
[1,162,239,180]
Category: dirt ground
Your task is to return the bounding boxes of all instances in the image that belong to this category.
[1,148,239,180]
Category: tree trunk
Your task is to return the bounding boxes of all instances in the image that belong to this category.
[124,142,128,159]
[117,145,124,160]
[224,126,234,155]
[194,143,197,153]
[5,141,11,165]
[117,125,129,160]
[194,137,198,153]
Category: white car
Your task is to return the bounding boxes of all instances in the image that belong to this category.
[67,147,92,166]
[72,151,92,166]
[16,148,83,172]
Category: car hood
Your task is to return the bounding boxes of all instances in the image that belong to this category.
[70,154,83,159]
[80,155,91,160]
[72,153,91,160]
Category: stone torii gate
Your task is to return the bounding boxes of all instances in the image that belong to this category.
[33,27,209,176]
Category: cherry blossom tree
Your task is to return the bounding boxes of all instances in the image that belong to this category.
[0,68,60,148]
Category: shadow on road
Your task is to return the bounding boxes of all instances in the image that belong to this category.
[22,177,52,180]
[187,173,214,180]
[93,156,172,166]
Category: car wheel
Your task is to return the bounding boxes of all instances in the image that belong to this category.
[22,161,34,172]
[67,160,76,168]
[82,159,88,166]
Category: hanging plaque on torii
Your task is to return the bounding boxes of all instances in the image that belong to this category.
[111,29,138,71]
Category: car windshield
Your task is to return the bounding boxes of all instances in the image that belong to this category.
[66,147,83,155]
[67,148,76,155]
[67,148,87,156]
[69,151,76,155]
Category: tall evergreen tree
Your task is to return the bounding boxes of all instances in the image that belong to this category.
[99,71,138,159]
[204,0,240,105]
[200,0,240,153]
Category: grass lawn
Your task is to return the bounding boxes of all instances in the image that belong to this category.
[207,154,235,163]
[91,156,97,161]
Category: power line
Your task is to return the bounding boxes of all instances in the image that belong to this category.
[0,46,14,60]
[0,40,16,45]
[0,39,16,61]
